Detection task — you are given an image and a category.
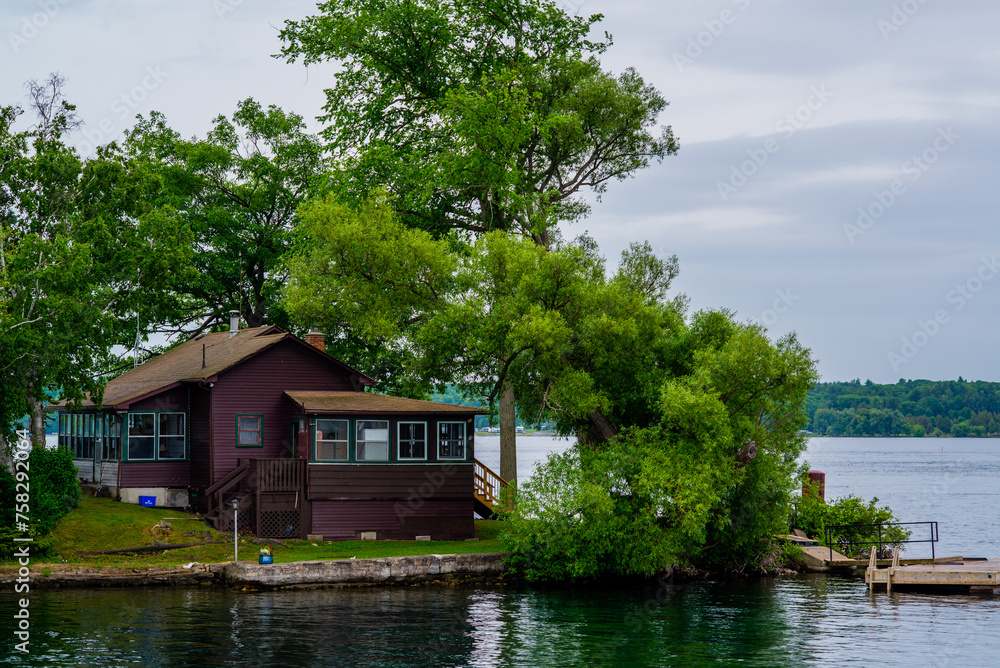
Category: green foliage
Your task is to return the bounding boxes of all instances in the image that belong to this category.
[500,312,818,579]
[122,98,327,338]
[1,75,194,434]
[0,447,80,557]
[279,0,677,241]
[792,482,909,559]
[806,379,1000,437]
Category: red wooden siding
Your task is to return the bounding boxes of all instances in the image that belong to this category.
[188,383,212,488]
[308,463,473,500]
[120,461,191,487]
[208,339,357,484]
[310,499,474,540]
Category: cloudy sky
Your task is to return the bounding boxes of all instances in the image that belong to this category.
[4,0,997,384]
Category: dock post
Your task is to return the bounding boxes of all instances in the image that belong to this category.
[867,546,877,592]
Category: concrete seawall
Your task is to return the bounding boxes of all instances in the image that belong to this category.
[0,553,508,590]
[224,553,507,589]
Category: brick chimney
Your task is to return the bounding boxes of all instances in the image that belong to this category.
[304,329,326,353]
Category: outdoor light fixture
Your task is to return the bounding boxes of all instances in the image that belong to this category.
[231,498,239,562]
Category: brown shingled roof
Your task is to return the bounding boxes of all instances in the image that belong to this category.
[285,391,486,415]
[61,326,374,410]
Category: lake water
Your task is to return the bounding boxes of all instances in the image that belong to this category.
[4,437,999,667]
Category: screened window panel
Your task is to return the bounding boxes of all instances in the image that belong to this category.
[438,423,466,459]
[316,419,349,461]
[357,420,390,461]
[397,422,426,460]
[128,413,155,460]
[159,413,186,459]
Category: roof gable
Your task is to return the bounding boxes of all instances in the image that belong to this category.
[77,327,374,409]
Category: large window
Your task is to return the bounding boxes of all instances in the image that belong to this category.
[397,422,426,460]
[357,420,390,461]
[104,416,120,461]
[159,413,186,459]
[237,416,263,448]
[438,422,466,460]
[316,419,349,461]
[127,412,186,461]
[128,413,156,460]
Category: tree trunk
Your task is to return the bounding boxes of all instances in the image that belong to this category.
[499,380,517,485]
[577,408,618,449]
[30,397,46,449]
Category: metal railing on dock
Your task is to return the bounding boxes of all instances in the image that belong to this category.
[825,521,938,562]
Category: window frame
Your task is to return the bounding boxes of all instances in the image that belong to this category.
[396,421,428,461]
[356,419,391,462]
[314,418,350,462]
[124,411,188,462]
[437,421,467,460]
[236,415,264,449]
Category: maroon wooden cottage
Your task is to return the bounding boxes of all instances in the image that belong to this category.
[51,324,505,540]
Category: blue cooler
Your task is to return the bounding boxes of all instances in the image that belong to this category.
[139,495,156,507]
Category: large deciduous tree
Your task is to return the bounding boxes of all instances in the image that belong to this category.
[122,99,327,339]
[0,75,193,448]
[283,195,686,482]
[279,0,679,474]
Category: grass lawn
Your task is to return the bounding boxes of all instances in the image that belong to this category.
[2,496,504,569]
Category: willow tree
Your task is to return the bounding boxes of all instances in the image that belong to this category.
[279,0,678,479]
[283,195,686,482]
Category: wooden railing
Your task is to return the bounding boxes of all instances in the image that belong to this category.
[473,459,508,514]
[251,458,305,492]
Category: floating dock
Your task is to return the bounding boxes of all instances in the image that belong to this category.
[865,547,1000,594]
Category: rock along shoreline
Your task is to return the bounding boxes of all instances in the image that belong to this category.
[0,553,508,590]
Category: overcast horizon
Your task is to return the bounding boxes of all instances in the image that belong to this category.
[4,0,998,385]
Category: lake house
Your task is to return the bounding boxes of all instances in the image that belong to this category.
[50,322,505,540]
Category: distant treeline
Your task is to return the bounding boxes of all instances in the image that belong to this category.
[806,378,1000,437]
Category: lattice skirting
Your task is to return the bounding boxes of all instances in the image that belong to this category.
[258,510,301,539]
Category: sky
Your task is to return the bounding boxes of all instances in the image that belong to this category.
[3,0,998,384]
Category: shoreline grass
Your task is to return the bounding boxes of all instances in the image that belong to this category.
[1,496,503,570]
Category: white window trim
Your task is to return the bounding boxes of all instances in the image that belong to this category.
[158,412,187,460]
[396,421,428,461]
[355,419,391,462]
[127,413,157,461]
[437,421,467,460]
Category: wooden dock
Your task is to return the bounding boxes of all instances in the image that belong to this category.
[865,547,1000,594]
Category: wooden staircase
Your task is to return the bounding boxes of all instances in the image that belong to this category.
[473,459,508,518]
[204,459,308,538]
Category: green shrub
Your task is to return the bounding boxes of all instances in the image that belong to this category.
[792,479,909,559]
[0,446,80,557]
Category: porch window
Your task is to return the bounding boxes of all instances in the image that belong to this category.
[104,415,121,461]
[237,415,263,448]
[438,422,466,460]
[159,413,186,459]
[316,419,349,461]
[58,414,66,449]
[127,413,156,460]
[357,420,390,461]
[397,422,426,460]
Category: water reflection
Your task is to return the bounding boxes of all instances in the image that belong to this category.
[4,575,1000,667]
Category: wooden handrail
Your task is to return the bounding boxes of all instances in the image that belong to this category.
[473,459,508,512]
[205,460,249,497]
